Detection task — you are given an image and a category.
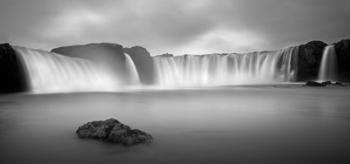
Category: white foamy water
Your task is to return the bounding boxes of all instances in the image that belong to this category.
[318,45,338,81]
[12,46,301,93]
[124,52,140,85]
[14,46,120,93]
[0,87,349,164]
[154,47,298,87]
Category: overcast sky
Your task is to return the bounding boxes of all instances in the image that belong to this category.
[0,0,349,55]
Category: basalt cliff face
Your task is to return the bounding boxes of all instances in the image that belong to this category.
[335,40,350,81]
[296,41,328,81]
[0,43,29,93]
[293,39,350,82]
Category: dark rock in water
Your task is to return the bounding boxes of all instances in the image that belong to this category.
[0,43,29,93]
[52,43,131,84]
[305,81,347,87]
[297,41,327,81]
[324,81,344,86]
[321,81,332,86]
[305,81,326,87]
[335,40,350,82]
[124,46,155,84]
[335,82,344,86]
[76,118,152,146]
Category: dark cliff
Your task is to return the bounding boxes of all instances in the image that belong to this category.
[296,41,327,81]
[0,43,29,93]
[334,40,350,82]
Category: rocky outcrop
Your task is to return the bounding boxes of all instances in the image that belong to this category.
[76,118,152,146]
[296,39,350,82]
[0,43,29,93]
[155,53,174,58]
[304,81,344,87]
[296,41,327,81]
[304,81,327,87]
[335,40,350,82]
[124,46,155,84]
[52,43,130,84]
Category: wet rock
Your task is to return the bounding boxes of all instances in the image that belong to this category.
[76,118,152,146]
[304,81,345,87]
[321,81,332,86]
[335,82,344,86]
[305,81,326,87]
[0,43,29,93]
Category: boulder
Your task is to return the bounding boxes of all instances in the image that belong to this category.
[297,41,327,81]
[124,46,155,84]
[334,40,350,82]
[76,118,152,146]
[0,43,29,93]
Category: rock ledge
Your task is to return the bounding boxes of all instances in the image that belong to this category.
[304,81,344,87]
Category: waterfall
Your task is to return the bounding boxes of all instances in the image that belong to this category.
[154,47,298,87]
[11,45,299,93]
[14,46,120,93]
[318,45,338,81]
[124,52,140,85]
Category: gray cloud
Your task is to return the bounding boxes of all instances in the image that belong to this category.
[0,0,349,55]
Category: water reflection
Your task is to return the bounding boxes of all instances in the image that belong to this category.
[0,87,350,164]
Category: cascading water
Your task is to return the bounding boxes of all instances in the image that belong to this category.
[153,47,298,87]
[124,52,140,85]
[12,45,299,93]
[318,45,338,81]
[14,46,120,93]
